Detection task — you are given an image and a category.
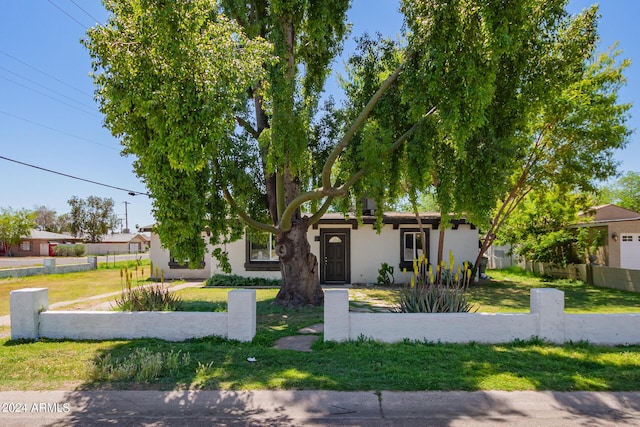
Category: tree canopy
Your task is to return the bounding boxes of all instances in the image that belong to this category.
[84,0,631,305]
[67,196,119,242]
[0,207,36,254]
[598,171,640,213]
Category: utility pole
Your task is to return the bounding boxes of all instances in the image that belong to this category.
[123,201,130,233]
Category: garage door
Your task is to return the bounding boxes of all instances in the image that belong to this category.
[620,233,640,270]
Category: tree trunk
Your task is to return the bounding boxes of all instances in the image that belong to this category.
[274,218,324,308]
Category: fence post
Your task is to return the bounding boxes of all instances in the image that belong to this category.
[227,289,256,342]
[324,290,350,342]
[87,256,98,270]
[43,258,56,273]
[10,288,49,340]
[530,288,565,344]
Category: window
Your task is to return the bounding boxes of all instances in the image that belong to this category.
[622,235,633,242]
[245,230,279,271]
[399,228,429,270]
[19,241,32,251]
[168,253,205,269]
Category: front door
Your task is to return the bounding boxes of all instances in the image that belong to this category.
[321,230,350,284]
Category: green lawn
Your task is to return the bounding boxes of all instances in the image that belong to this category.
[1,267,639,391]
[0,260,153,316]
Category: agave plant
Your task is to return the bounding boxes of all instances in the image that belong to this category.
[396,251,477,313]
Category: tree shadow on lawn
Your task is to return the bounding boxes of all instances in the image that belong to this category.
[9,336,638,426]
[469,277,640,313]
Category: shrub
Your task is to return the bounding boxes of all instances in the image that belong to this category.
[115,266,181,311]
[376,262,395,286]
[115,283,182,311]
[52,244,84,257]
[396,252,477,313]
[205,274,281,287]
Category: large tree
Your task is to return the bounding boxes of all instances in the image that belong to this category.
[474,40,631,271]
[0,207,36,255]
[84,0,612,307]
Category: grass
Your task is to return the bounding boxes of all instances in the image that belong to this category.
[1,267,639,391]
[0,260,152,316]
[472,267,640,313]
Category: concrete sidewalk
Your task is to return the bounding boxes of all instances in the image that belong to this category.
[1,390,639,426]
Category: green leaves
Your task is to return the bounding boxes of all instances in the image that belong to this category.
[0,207,36,251]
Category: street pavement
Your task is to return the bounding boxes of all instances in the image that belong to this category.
[1,390,639,426]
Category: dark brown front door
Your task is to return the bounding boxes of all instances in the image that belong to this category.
[321,230,350,284]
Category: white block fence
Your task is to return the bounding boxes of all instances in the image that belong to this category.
[11,287,640,346]
[324,289,640,345]
[10,288,256,342]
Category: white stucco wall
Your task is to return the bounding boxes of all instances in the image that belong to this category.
[151,220,479,284]
[324,288,640,345]
[149,232,212,280]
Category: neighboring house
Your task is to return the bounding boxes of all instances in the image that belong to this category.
[84,233,151,255]
[0,230,83,257]
[576,204,640,270]
[143,212,479,283]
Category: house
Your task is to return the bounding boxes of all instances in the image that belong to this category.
[0,230,83,257]
[84,233,151,255]
[576,204,640,270]
[143,212,479,283]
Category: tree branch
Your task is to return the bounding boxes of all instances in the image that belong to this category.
[321,59,408,190]
[309,196,334,225]
[235,116,259,139]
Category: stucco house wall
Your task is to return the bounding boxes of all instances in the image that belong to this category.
[147,213,479,283]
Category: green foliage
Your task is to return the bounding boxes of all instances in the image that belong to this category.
[498,188,598,265]
[0,207,36,254]
[67,196,119,242]
[376,262,395,286]
[115,265,181,311]
[598,171,640,213]
[52,244,85,257]
[396,254,476,313]
[115,283,183,312]
[205,274,282,288]
[92,348,190,382]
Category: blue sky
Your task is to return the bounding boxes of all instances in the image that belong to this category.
[1,1,638,229]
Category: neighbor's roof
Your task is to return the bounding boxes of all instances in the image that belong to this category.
[27,230,83,241]
[100,233,150,243]
[577,204,640,224]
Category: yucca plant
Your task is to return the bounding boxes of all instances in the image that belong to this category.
[396,251,477,313]
[115,265,181,311]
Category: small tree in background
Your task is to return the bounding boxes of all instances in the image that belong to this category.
[67,196,119,242]
[598,171,640,213]
[0,207,36,255]
[34,205,57,232]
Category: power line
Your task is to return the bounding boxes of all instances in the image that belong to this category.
[0,65,97,112]
[47,0,88,30]
[0,50,93,98]
[69,0,101,24]
[0,75,99,118]
[0,155,149,196]
[0,110,117,151]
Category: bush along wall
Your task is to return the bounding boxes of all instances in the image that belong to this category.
[52,244,86,257]
[205,274,281,288]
